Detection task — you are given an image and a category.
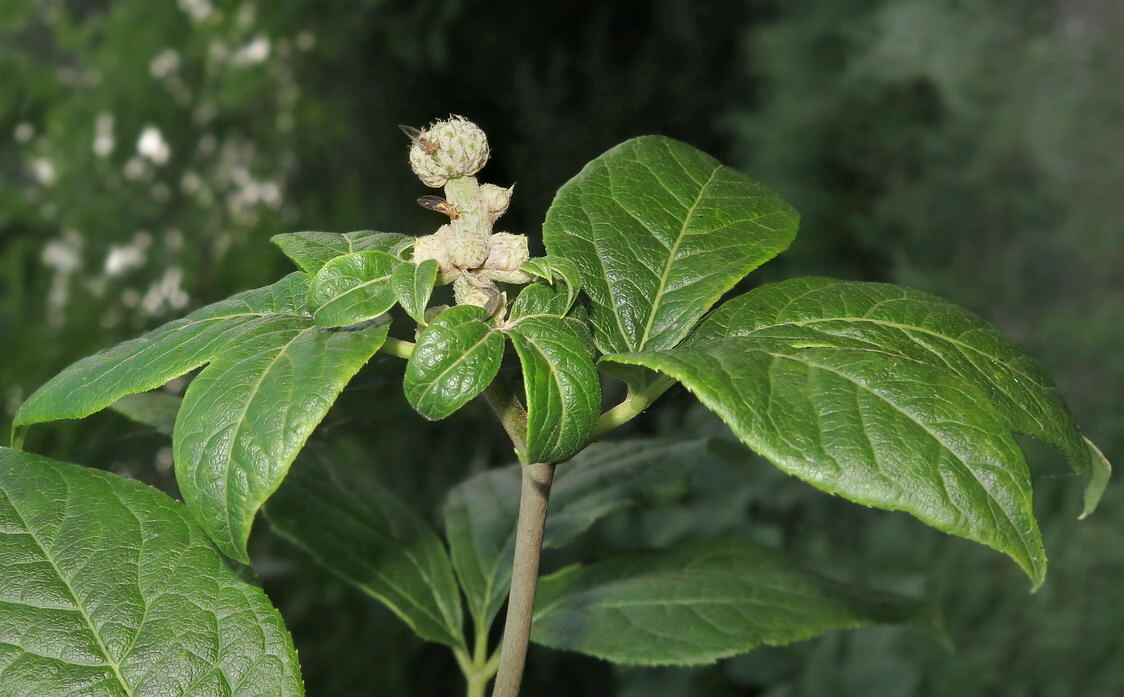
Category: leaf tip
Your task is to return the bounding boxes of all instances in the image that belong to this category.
[1077,436,1112,520]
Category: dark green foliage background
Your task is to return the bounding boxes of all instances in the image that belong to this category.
[2,1,1120,695]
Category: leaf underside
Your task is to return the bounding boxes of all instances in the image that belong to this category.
[265,448,465,650]
[0,448,304,697]
[533,539,926,666]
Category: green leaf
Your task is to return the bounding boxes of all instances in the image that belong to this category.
[542,135,799,354]
[701,277,1097,467]
[505,316,601,463]
[443,439,713,628]
[271,230,412,273]
[109,391,183,435]
[0,448,303,696]
[507,283,571,321]
[14,273,309,429]
[519,255,581,315]
[175,319,388,562]
[392,258,439,325]
[403,305,504,420]
[265,448,465,650]
[604,337,1048,587]
[1081,436,1111,519]
[532,539,925,666]
[307,250,400,328]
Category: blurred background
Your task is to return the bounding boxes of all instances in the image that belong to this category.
[2,1,1122,695]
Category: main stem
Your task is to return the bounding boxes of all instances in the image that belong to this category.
[490,461,556,697]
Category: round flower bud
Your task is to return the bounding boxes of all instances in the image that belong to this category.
[480,183,514,219]
[408,115,490,188]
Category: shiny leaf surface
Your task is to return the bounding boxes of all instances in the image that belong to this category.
[543,135,798,353]
[271,230,412,273]
[392,258,439,325]
[403,305,503,420]
[505,316,600,463]
[605,333,1048,587]
[0,448,303,696]
[14,273,309,429]
[307,251,400,328]
[174,319,388,562]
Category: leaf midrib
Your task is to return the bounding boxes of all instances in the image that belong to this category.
[745,315,1049,389]
[323,463,464,646]
[758,347,1037,569]
[2,483,135,696]
[218,327,309,554]
[414,325,498,409]
[635,163,722,350]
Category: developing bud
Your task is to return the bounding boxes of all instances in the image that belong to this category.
[479,232,532,284]
[408,115,490,188]
[479,183,514,219]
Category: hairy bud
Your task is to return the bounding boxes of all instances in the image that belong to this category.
[408,115,490,188]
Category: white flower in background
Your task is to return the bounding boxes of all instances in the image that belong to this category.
[177,0,212,22]
[42,231,83,327]
[149,49,181,79]
[13,123,33,143]
[137,126,170,165]
[104,232,152,277]
[93,112,115,157]
[232,36,271,66]
[143,266,189,315]
[31,158,56,185]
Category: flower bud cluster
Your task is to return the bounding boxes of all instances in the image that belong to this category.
[408,116,531,314]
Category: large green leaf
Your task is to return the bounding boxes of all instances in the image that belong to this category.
[307,251,400,328]
[0,448,303,696]
[532,539,925,666]
[542,135,799,354]
[271,230,412,273]
[264,449,465,650]
[605,337,1047,587]
[403,305,504,420]
[14,273,309,429]
[693,276,1108,513]
[174,319,388,562]
[443,439,713,628]
[392,258,439,325]
[505,316,600,463]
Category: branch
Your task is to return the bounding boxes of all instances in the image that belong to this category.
[489,461,555,697]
